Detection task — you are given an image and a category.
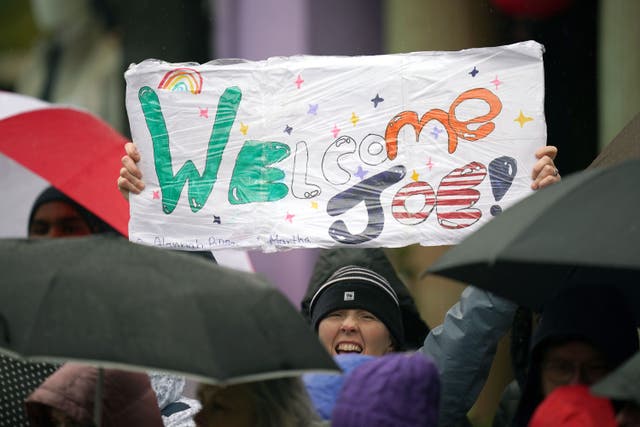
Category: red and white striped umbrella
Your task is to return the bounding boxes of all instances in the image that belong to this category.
[0,91,255,273]
[0,91,129,237]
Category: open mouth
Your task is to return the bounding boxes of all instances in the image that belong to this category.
[335,342,363,354]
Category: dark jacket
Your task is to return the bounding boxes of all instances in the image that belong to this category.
[511,286,639,427]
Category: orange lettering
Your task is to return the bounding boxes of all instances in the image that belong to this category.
[384,88,502,159]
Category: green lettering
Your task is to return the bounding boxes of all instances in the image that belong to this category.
[138,86,242,213]
[228,140,290,204]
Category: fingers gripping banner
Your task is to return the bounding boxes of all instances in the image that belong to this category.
[125,41,546,252]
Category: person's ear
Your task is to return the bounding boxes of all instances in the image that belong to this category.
[386,338,395,353]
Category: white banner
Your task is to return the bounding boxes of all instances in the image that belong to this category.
[125,41,546,251]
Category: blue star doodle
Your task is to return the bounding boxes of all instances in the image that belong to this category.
[308,104,318,115]
[430,126,443,139]
[284,125,293,135]
[213,216,221,224]
[354,165,369,180]
[469,66,479,77]
[371,93,384,108]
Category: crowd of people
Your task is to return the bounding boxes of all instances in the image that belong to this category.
[12,136,637,427]
[6,148,640,426]
[2,2,638,424]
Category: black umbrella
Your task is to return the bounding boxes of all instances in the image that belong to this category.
[592,350,640,405]
[300,247,429,350]
[589,112,640,169]
[0,235,338,384]
[426,159,640,321]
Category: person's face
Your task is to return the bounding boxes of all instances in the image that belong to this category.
[540,340,609,396]
[318,309,394,356]
[29,201,92,238]
[194,383,256,427]
[617,403,640,427]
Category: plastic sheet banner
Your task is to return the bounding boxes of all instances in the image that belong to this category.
[125,41,546,252]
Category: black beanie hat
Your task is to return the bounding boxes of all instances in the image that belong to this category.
[309,265,405,349]
[28,186,118,235]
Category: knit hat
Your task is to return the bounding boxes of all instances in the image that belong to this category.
[28,186,118,235]
[301,248,429,350]
[309,265,404,348]
[529,385,616,427]
[303,354,376,420]
[331,352,440,427]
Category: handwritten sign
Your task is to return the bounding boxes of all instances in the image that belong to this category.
[125,41,546,251]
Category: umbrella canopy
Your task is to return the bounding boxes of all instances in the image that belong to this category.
[426,159,640,321]
[0,235,338,384]
[592,350,640,405]
[0,91,129,236]
[589,112,640,169]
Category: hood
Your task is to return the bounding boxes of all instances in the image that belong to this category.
[26,363,164,427]
[300,247,429,350]
[512,286,638,427]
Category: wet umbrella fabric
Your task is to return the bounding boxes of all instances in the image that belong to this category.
[592,351,640,405]
[589,112,640,169]
[0,358,58,427]
[0,92,129,236]
[426,159,640,321]
[0,235,338,384]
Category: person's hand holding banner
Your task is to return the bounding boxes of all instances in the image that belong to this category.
[125,41,547,251]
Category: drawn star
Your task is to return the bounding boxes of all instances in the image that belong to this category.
[491,75,502,90]
[350,112,359,126]
[285,212,295,223]
[311,201,318,209]
[331,124,340,138]
[213,215,221,224]
[430,126,443,139]
[354,165,369,180]
[514,110,534,128]
[199,107,209,118]
[469,66,479,77]
[411,170,420,181]
[152,190,160,200]
[425,157,434,171]
[308,104,319,115]
[284,125,293,135]
[240,122,248,135]
[371,93,384,108]
[295,74,304,89]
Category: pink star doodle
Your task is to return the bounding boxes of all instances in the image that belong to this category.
[425,157,434,172]
[152,190,160,199]
[285,212,295,223]
[295,74,304,89]
[199,108,209,118]
[491,75,502,90]
[331,124,340,138]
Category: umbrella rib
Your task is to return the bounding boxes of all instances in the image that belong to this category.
[21,270,64,359]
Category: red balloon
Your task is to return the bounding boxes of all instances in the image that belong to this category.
[490,0,574,19]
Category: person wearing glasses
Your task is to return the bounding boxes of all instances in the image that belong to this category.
[510,285,639,427]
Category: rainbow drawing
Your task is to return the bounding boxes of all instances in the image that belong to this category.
[157,68,203,94]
